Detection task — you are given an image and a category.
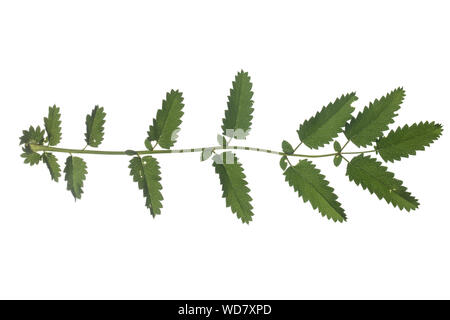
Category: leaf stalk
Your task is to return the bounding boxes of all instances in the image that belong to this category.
[29,143,375,158]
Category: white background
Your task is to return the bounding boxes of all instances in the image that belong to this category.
[1,0,449,299]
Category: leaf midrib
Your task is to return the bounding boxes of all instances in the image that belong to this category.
[156,96,181,146]
[349,98,399,141]
[140,157,156,216]
[349,158,414,207]
[289,165,343,220]
[221,163,250,221]
[306,95,354,139]
[232,78,244,130]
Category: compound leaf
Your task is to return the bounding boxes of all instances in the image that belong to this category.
[345,88,405,147]
[148,90,184,149]
[284,159,346,222]
[129,156,163,217]
[346,154,419,211]
[21,146,41,166]
[85,105,106,147]
[19,125,45,145]
[222,70,254,139]
[297,93,357,149]
[64,156,87,200]
[44,105,62,146]
[213,152,254,223]
[43,152,61,182]
[376,121,443,162]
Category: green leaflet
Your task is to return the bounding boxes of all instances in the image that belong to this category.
[333,141,342,167]
[144,138,154,151]
[43,152,61,182]
[200,148,213,161]
[19,125,44,167]
[279,156,288,171]
[124,149,138,156]
[148,90,184,149]
[376,122,443,162]
[21,146,41,166]
[346,154,419,211]
[44,105,62,146]
[284,159,346,222]
[297,93,357,149]
[333,155,342,167]
[19,125,45,145]
[64,156,87,200]
[217,134,228,147]
[282,140,294,154]
[222,70,254,139]
[213,152,254,223]
[85,105,106,147]
[344,88,405,147]
[333,141,342,152]
[129,156,163,217]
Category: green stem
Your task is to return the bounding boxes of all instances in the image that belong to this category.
[292,142,302,153]
[340,139,350,151]
[29,144,376,159]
